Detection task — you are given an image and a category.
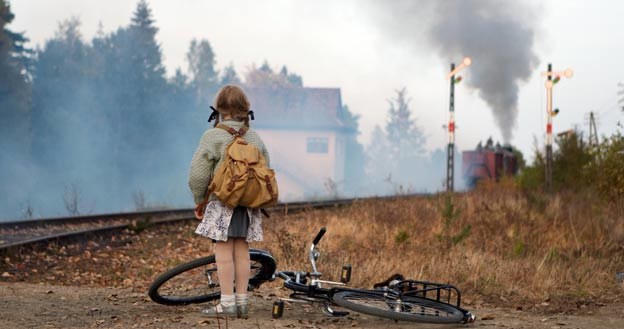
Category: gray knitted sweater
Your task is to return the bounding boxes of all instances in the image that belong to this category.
[188,120,271,205]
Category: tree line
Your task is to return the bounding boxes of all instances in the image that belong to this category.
[0,0,449,219]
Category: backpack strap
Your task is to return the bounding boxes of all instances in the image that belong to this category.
[216,123,248,137]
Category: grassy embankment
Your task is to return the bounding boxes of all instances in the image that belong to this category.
[257,183,624,309]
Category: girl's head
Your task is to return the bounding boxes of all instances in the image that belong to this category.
[213,85,251,127]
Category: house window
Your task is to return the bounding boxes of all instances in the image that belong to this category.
[307,137,328,153]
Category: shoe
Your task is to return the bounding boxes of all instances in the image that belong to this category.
[200,304,238,317]
[237,304,249,319]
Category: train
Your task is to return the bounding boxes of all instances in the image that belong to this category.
[462,138,519,188]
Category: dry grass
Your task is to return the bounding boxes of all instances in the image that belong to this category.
[256,184,624,309]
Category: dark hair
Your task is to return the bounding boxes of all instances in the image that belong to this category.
[213,85,251,127]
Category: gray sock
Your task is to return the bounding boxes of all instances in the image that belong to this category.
[235,293,248,306]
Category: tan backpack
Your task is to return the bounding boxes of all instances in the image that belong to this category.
[202,124,278,210]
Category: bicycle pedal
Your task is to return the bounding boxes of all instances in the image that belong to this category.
[272,300,284,319]
[340,264,352,283]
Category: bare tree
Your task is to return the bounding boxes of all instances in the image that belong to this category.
[21,200,34,219]
[63,184,81,216]
[133,189,146,210]
[323,178,339,199]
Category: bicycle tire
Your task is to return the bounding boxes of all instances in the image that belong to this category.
[332,290,465,324]
[149,251,276,306]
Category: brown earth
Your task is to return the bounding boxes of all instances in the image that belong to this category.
[1,195,623,328]
[1,282,624,329]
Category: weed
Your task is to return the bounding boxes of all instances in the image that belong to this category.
[513,240,526,257]
[395,230,409,244]
[127,216,152,234]
[435,194,471,247]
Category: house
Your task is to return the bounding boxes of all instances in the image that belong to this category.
[245,86,352,201]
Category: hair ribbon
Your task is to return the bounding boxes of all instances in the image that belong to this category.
[208,106,219,122]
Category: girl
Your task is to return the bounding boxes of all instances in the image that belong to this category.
[188,85,270,318]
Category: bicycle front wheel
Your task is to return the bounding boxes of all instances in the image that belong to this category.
[332,290,465,324]
[149,251,275,306]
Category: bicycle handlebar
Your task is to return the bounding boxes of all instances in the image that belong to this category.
[312,227,327,246]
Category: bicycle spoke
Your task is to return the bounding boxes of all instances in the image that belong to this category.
[158,263,220,299]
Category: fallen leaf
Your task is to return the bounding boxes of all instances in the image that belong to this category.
[481,314,495,320]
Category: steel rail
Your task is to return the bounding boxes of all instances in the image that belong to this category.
[0,194,426,252]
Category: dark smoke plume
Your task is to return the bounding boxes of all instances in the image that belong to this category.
[365,1,540,142]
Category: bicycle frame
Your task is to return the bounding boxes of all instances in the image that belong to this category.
[270,227,474,323]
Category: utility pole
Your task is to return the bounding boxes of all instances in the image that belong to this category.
[545,64,553,191]
[445,57,471,192]
[588,111,599,148]
[618,82,624,112]
[542,63,573,192]
[446,63,456,192]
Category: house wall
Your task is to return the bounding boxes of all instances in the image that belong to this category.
[255,128,340,201]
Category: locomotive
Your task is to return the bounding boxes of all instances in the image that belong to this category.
[462,138,519,188]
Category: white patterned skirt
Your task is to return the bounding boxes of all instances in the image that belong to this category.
[195,200,263,242]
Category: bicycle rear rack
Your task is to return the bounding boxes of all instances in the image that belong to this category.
[398,280,463,308]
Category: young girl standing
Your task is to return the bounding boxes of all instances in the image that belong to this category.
[188,85,270,318]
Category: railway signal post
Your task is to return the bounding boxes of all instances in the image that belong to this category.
[542,63,573,191]
[446,57,471,192]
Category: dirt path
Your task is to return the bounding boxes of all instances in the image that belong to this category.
[1,282,622,329]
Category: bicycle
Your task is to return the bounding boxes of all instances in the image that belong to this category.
[148,227,476,324]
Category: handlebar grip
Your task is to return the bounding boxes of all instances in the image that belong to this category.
[312,227,327,245]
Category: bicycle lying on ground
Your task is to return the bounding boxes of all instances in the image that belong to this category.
[148,227,476,324]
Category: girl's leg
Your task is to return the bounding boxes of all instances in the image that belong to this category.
[214,239,235,295]
[233,238,250,317]
[233,238,250,293]
[201,239,236,316]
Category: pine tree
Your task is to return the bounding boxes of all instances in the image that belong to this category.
[31,17,94,163]
[279,65,303,87]
[0,0,33,217]
[220,63,241,86]
[245,61,303,88]
[341,105,366,193]
[129,0,166,97]
[0,0,32,138]
[366,125,392,190]
[186,38,218,104]
[385,88,426,162]
[367,88,428,193]
[70,0,170,207]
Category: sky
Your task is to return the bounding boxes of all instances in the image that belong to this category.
[11,0,624,159]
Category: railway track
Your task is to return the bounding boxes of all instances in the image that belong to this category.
[0,197,373,252]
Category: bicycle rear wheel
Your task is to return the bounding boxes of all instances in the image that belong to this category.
[332,290,465,324]
[149,251,275,306]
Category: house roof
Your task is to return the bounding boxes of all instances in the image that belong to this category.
[244,86,348,130]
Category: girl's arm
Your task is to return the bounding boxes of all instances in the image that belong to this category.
[188,131,217,205]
